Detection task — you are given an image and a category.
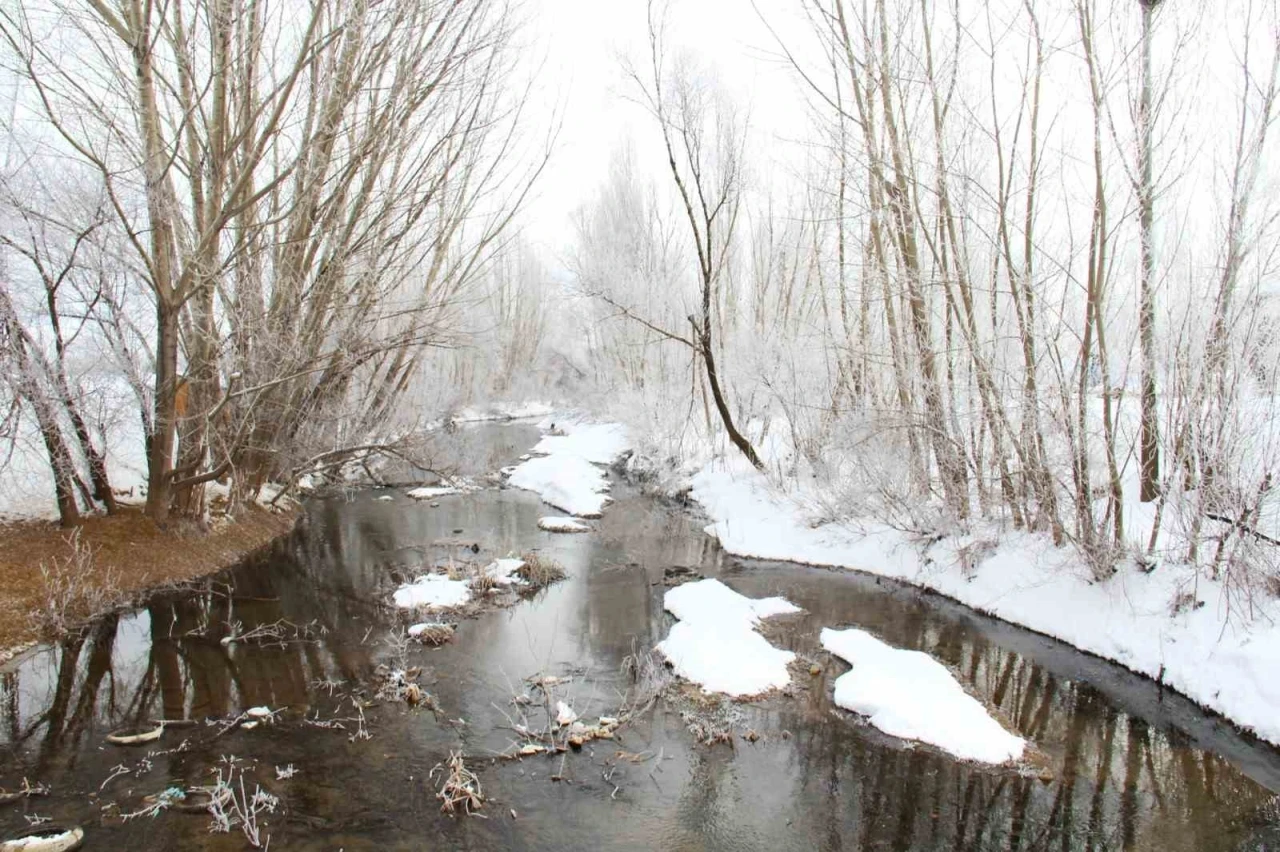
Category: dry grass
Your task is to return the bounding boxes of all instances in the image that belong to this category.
[0,506,297,654]
[516,552,566,588]
[409,623,455,646]
[28,529,121,638]
[470,568,501,595]
[621,641,674,714]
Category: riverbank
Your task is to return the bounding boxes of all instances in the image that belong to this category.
[681,454,1280,747]
[0,506,298,662]
[1,420,1275,851]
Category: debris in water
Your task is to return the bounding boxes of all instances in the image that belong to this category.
[432,752,484,816]
[662,565,703,586]
[106,724,164,746]
[0,779,49,805]
[555,701,578,726]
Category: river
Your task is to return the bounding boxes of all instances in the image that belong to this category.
[2,423,1277,850]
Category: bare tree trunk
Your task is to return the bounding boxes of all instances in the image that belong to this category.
[0,285,81,526]
[1138,0,1161,503]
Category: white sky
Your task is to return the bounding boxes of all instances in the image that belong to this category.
[518,0,813,263]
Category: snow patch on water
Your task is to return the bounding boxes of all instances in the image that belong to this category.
[538,516,591,533]
[655,579,800,697]
[392,574,471,609]
[822,627,1025,764]
[506,421,630,517]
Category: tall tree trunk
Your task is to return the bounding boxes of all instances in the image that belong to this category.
[146,299,180,521]
[1138,0,1160,503]
[0,286,81,526]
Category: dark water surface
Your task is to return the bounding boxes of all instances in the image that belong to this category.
[2,424,1279,851]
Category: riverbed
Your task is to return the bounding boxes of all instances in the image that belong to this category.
[1,423,1277,850]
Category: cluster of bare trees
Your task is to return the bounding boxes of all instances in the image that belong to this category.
[574,0,1280,593]
[1,0,541,524]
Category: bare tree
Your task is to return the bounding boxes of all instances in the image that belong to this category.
[620,0,763,471]
[1138,0,1163,503]
[2,0,543,519]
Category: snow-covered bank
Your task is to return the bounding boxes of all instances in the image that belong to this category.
[822,628,1025,764]
[655,578,801,697]
[691,463,1280,747]
[506,421,629,517]
[450,401,557,424]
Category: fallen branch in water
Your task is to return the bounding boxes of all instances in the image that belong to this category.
[431,751,485,816]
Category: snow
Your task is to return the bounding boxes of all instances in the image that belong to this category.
[481,558,526,585]
[655,579,801,697]
[822,627,1025,764]
[555,701,578,726]
[506,420,631,517]
[408,622,451,638]
[690,462,1280,746]
[451,401,557,423]
[538,516,591,533]
[392,574,472,609]
[527,422,630,465]
[407,485,458,500]
[663,576,801,626]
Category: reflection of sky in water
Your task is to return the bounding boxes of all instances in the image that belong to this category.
[0,423,1278,851]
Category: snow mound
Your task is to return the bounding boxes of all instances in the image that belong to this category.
[509,455,611,517]
[392,574,471,609]
[655,579,801,697]
[528,422,630,464]
[507,421,630,517]
[664,577,800,625]
[408,622,452,638]
[822,627,1025,764]
[481,558,526,586]
[538,516,591,533]
[407,485,457,500]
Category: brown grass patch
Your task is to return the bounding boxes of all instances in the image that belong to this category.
[516,552,566,588]
[0,506,297,656]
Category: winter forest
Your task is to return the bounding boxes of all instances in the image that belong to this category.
[4,0,1280,840]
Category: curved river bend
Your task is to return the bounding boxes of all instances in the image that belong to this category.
[2,424,1278,850]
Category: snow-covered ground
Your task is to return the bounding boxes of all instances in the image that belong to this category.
[655,578,801,697]
[506,421,629,517]
[822,627,1025,764]
[692,461,1280,747]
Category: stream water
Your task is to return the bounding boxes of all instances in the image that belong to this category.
[2,423,1279,851]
